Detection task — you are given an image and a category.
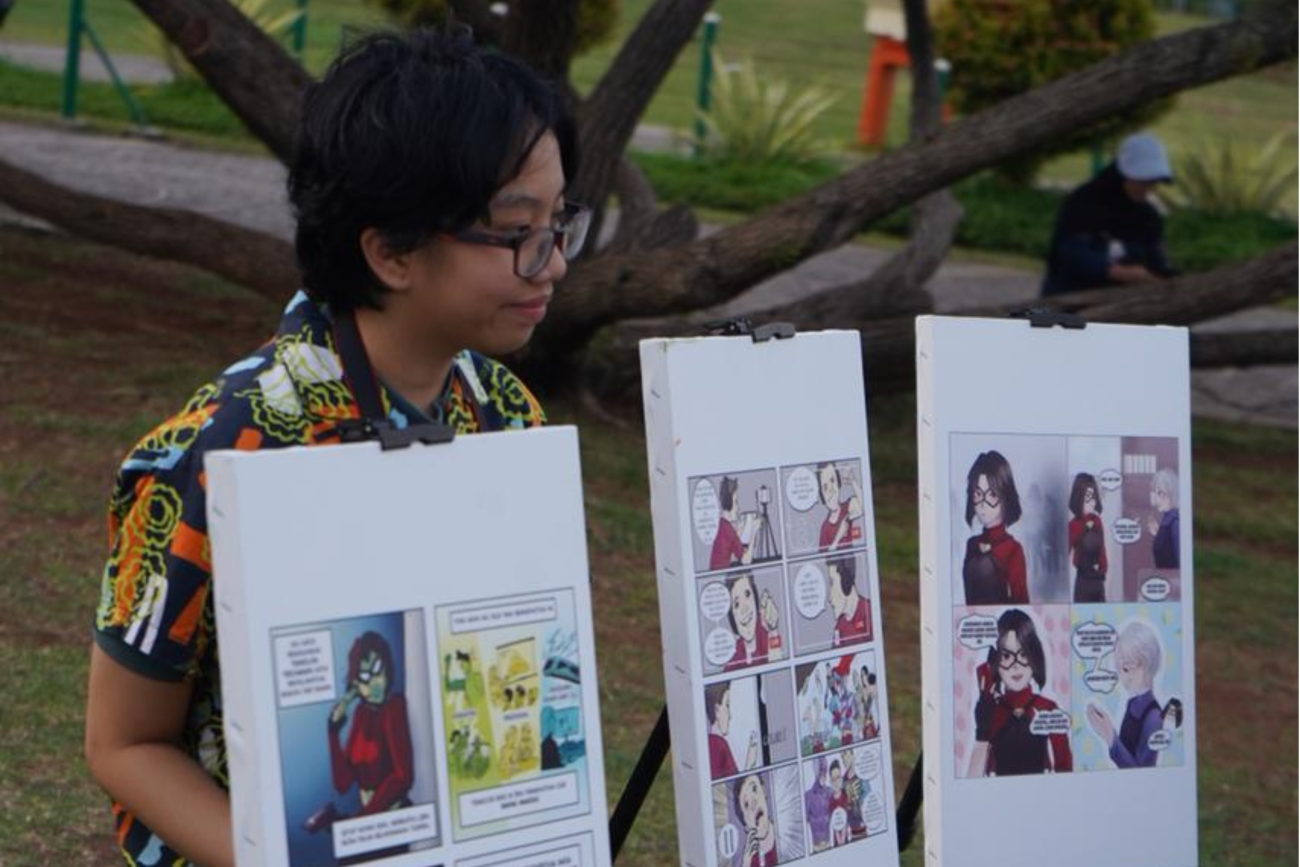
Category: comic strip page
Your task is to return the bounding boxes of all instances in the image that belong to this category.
[641,331,901,867]
[916,317,1196,867]
[207,426,609,867]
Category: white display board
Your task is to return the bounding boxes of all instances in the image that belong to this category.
[206,427,609,867]
[640,331,901,867]
[915,316,1197,867]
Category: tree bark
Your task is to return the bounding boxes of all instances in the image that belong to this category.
[541,3,1297,350]
[128,0,309,164]
[570,0,714,212]
[1189,328,1297,368]
[500,0,581,82]
[0,157,297,304]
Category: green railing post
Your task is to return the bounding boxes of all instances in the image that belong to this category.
[62,0,86,120]
[292,0,309,59]
[693,12,721,157]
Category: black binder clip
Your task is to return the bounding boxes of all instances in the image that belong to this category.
[336,418,456,451]
[703,316,797,343]
[1010,307,1087,330]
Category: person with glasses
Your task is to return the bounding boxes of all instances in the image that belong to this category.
[1085,620,1181,769]
[968,608,1072,777]
[1068,472,1109,602]
[85,29,586,867]
[961,450,1029,605]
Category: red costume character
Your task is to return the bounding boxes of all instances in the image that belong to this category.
[709,732,740,778]
[832,596,872,647]
[963,524,1028,604]
[726,620,773,671]
[711,517,745,571]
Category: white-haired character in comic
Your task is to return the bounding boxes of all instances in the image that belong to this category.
[1086,621,1182,768]
[1147,467,1180,569]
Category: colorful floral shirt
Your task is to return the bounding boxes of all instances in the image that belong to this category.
[93,291,544,865]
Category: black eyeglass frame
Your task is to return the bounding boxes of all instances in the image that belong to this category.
[451,201,592,279]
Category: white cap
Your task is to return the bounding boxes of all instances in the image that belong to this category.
[1117,133,1173,183]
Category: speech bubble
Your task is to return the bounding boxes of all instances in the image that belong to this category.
[830,807,848,834]
[1083,669,1119,694]
[793,562,828,620]
[700,582,731,622]
[1147,729,1173,752]
[1112,517,1143,545]
[274,630,336,708]
[1097,468,1123,492]
[1072,621,1118,660]
[865,793,887,834]
[1140,576,1172,602]
[718,822,739,859]
[693,478,721,547]
[785,466,820,513]
[705,628,737,667]
[956,613,999,651]
[854,743,883,781]
[1029,708,1071,736]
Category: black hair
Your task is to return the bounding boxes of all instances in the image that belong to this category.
[719,476,739,513]
[704,681,730,726]
[965,450,1022,526]
[1068,472,1102,519]
[288,27,578,313]
[990,608,1046,689]
[732,774,765,826]
[816,462,841,507]
[828,556,856,595]
[725,572,758,634]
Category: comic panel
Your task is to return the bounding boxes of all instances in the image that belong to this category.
[436,591,590,842]
[455,832,597,867]
[272,610,440,867]
[711,765,807,867]
[952,605,1074,779]
[1071,604,1185,772]
[785,552,873,657]
[950,434,1070,606]
[800,742,890,854]
[1117,437,1182,602]
[794,650,882,758]
[703,669,799,781]
[688,469,785,575]
[1064,437,1126,604]
[697,567,790,676]
[779,459,867,559]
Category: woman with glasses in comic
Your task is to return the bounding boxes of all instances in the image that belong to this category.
[1068,472,1109,602]
[968,609,1072,776]
[1085,621,1183,769]
[1147,467,1180,569]
[305,631,414,838]
[817,463,863,552]
[724,573,784,671]
[962,451,1029,604]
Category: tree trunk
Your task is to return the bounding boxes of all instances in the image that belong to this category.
[128,0,309,164]
[500,0,581,82]
[1189,328,1297,368]
[540,3,1297,351]
[0,157,296,304]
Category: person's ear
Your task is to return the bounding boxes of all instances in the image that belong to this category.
[360,228,418,293]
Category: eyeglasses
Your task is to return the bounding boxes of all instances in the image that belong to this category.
[971,488,1001,508]
[452,202,592,279]
[995,648,1032,669]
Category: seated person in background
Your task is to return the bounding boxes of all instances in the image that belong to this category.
[1041,132,1178,296]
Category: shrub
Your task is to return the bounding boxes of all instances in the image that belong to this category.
[1170,132,1298,217]
[935,0,1170,184]
[696,52,838,168]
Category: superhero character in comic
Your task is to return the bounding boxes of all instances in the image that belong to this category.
[1068,473,1109,602]
[968,609,1072,776]
[961,451,1029,604]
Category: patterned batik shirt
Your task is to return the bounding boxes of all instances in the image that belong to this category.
[93,291,545,865]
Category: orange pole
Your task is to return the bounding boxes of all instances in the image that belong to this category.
[858,36,912,148]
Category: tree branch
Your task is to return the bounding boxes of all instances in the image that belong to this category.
[1189,328,1297,368]
[128,0,310,164]
[545,4,1297,348]
[0,157,296,303]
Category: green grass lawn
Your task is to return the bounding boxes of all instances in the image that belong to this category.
[0,226,1295,866]
[3,0,1295,213]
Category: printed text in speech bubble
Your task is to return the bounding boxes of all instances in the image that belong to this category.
[693,479,721,547]
[784,466,820,513]
[451,597,557,634]
[1029,708,1071,737]
[1147,729,1173,752]
[1072,621,1117,660]
[1112,517,1143,545]
[1140,576,1172,601]
[956,613,999,650]
[699,582,731,623]
[854,742,884,781]
[794,562,828,620]
[705,628,737,667]
[1097,468,1123,491]
[274,630,336,708]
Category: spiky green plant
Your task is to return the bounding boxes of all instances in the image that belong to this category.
[1171,133,1298,217]
[697,52,838,169]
